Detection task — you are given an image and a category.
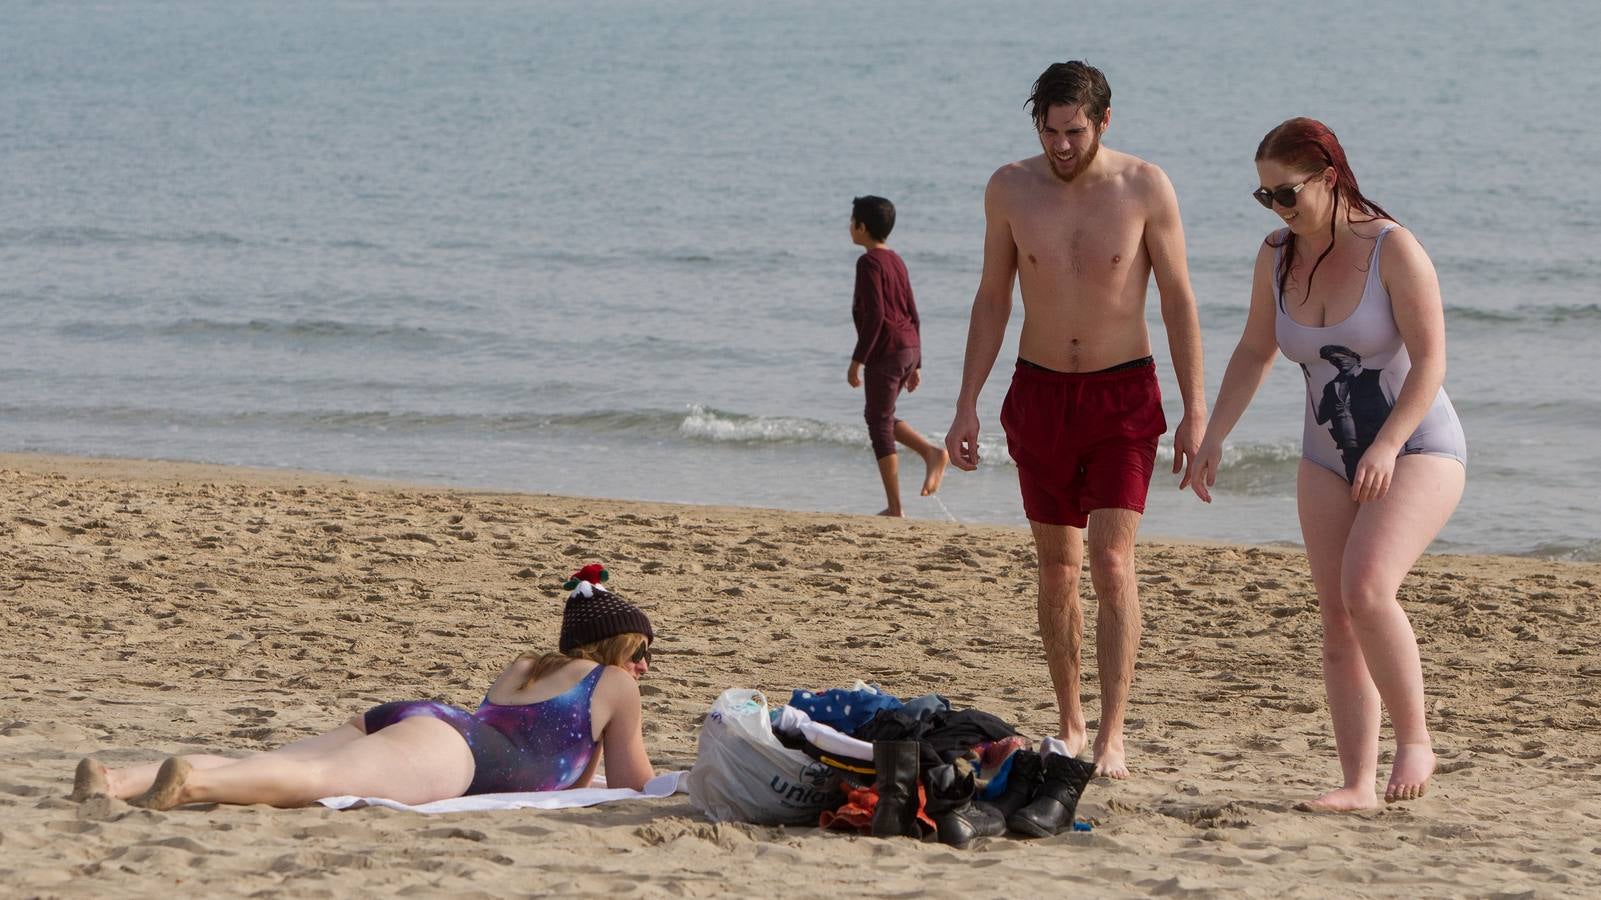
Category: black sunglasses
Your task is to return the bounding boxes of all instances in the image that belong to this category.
[1253,173,1319,210]
[630,644,652,665]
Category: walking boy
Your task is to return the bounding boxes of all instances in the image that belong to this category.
[847,195,948,516]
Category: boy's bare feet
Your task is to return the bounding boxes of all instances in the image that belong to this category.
[920,448,949,496]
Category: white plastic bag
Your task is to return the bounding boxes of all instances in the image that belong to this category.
[687,689,840,825]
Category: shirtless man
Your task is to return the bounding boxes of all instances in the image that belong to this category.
[944,61,1206,778]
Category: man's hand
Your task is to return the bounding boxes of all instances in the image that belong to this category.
[847,361,862,388]
[1185,438,1221,503]
[906,368,922,393]
[945,408,982,471]
[1171,413,1204,485]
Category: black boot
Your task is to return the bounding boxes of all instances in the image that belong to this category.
[1006,753,1094,838]
[982,749,1043,821]
[924,759,1006,848]
[870,740,922,838]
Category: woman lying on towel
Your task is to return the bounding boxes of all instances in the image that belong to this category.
[71,564,656,810]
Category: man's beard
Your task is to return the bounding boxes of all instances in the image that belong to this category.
[1049,134,1101,184]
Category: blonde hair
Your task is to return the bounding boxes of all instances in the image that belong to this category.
[517,632,648,689]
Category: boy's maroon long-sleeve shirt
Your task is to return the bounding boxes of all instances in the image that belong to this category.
[850,247,922,368]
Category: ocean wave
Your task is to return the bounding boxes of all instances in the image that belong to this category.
[1518,539,1601,563]
[0,396,1307,488]
[677,405,863,446]
[675,404,1014,462]
[0,226,244,248]
[1451,302,1601,325]
[55,316,471,350]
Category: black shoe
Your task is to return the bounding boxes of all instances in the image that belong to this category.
[1006,753,1094,838]
[983,749,1043,821]
[924,759,1006,848]
[869,740,922,838]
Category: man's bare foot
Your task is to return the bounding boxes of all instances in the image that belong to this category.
[876,508,904,517]
[1092,734,1129,779]
[1385,742,1435,803]
[920,448,949,496]
[1053,723,1088,760]
[130,757,192,811]
[70,758,111,801]
[1296,785,1380,812]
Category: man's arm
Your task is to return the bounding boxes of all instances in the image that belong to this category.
[1142,164,1207,478]
[945,171,1019,471]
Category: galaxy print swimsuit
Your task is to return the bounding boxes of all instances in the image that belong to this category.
[1274,224,1466,483]
[363,665,604,795]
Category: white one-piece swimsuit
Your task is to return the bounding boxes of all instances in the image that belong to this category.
[1273,224,1467,483]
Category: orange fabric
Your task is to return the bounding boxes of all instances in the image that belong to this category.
[819,783,936,836]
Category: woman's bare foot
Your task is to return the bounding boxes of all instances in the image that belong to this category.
[130,757,193,811]
[1296,785,1380,812]
[876,508,904,517]
[70,758,111,801]
[1385,742,1435,802]
[920,448,949,496]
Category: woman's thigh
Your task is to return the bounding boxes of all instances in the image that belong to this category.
[1342,455,1465,601]
[318,717,476,804]
[1297,460,1360,612]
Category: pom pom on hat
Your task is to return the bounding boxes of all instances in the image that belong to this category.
[558,562,653,652]
[564,563,608,593]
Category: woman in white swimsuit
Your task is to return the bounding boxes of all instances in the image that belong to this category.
[1187,117,1466,811]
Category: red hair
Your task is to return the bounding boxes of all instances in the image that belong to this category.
[1255,117,1396,302]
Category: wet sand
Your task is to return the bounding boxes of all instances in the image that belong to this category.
[2,453,1598,898]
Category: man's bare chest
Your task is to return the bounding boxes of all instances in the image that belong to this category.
[1012,207,1146,285]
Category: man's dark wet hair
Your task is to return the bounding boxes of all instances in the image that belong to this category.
[851,195,896,242]
[1027,61,1111,128]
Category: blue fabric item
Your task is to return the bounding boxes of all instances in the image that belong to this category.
[978,751,1015,801]
[898,693,951,720]
[788,686,903,733]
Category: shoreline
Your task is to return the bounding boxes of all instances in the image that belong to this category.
[3,452,1598,895]
[0,450,1581,568]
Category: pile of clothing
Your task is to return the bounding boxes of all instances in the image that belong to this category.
[771,682,1093,848]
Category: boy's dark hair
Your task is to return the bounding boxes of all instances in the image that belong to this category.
[851,195,896,242]
[1027,61,1111,128]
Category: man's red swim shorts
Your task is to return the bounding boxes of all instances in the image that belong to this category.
[999,358,1167,528]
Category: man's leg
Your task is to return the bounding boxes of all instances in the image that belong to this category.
[1030,520,1087,756]
[1085,507,1143,779]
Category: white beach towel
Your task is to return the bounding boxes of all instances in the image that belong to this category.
[316,770,687,814]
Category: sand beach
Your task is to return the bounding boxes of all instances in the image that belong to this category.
[1,453,1598,897]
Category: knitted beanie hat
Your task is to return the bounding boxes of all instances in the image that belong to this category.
[558,563,654,652]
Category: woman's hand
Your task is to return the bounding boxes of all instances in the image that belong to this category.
[847,361,862,388]
[1186,439,1223,503]
[1351,443,1398,503]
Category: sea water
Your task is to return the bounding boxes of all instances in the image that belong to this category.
[3,0,1597,559]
